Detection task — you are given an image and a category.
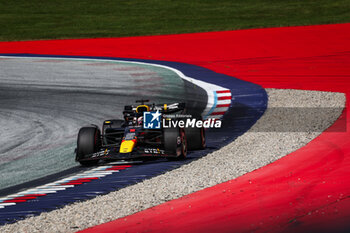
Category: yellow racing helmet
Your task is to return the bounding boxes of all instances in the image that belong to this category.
[136,105,150,114]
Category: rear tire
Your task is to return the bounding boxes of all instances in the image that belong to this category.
[76,126,101,166]
[186,126,206,150]
[164,127,187,160]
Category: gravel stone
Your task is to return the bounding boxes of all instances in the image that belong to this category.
[0,89,345,233]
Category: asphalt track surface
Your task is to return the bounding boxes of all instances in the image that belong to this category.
[0,55,266,225]
[0,57,205,191]
[0,23,349,232]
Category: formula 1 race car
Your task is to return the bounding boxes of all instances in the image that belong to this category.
[75,100,206,166]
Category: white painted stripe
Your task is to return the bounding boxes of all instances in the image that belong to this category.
[217,99,231,105]
[74,174,110,178]
[24,190,57,194]
[94,170,117,173]
[76,173,109,176]
[29,189,65,192]
[17,188,37,193]
[14,191,31,195]
[17,185,74,195]
[39,184,62,188]
[53,185,75,188]
[89,171,115,175]
[37,187,68,191]
[44,182,63,186]
[0,165,116,201]
[0,203,17,206]
[14,192,32,196]
[16,185,73,196]
[71,175,102,178]
[80,174,107,177]
[90,166,111,170]
[54,170,110,182]
[74,171,119,177]
[216,92,231,97]
[80,170,102,174]
[108,161,142,165]
[57,177,78,182]
[4,194,23,198]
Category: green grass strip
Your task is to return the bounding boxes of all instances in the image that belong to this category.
[1,0,350,41]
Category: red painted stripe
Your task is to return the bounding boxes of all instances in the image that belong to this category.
[210,112,225,115]
[60,177,100,185]
[3,199,27,203]
[216,90,231,93]
[27,194,47,196]
[105,167,121,171]
[63,182,83,185]
[106,165,132,170]
[13,196,37,200]
[18,194,47,198]
[217,96,231,100]
[81,177,99,180]
[216,104,230,108]
[71,178,94,182]
[108,165,132,169]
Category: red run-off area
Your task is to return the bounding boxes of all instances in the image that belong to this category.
[1,23,350,233]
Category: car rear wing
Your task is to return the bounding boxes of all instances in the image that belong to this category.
[123,102,186,115]
[154,102,186,114]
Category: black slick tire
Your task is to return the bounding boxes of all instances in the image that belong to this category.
[186,126,206,150]
[164,127,187,160]
[76,126,101,166]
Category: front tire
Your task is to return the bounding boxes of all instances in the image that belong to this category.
[76,126,101,166]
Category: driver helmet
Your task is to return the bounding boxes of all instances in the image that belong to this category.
[138,116,143,126]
